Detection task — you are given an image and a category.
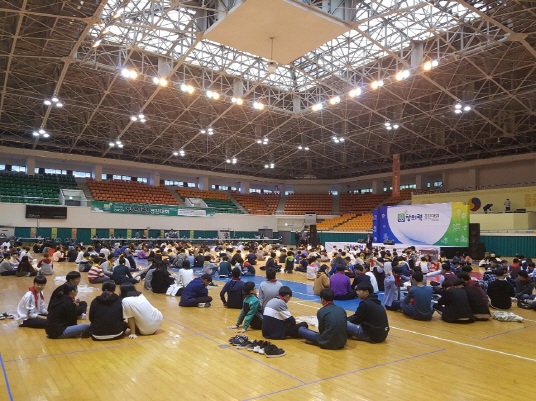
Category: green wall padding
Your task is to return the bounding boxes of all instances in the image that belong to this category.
[481,236,536,257]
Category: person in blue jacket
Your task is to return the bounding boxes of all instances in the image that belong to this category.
[220,267,245,309]
[179,273,213,307]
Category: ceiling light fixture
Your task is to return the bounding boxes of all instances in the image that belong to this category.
[332,136,344,143]
[312,103,323,111]
[371,80,384,90]
[253,101,265,110]
[44,100,52,106]
[395,70,410,81]
[232,97,244,105]
[92,39,102,48]
[121,68,137,80]
[329,96,341,105]
[349,88,362,97]
[173,151,179,156]
[267,37,278,73]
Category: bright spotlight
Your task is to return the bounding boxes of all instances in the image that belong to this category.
[432,60,439,67]
[371,80,384,89]
[226,159,231,164]
[304,147,309,150]
[44,100,52,106]
[270,163,274,169]
[51,97,59,103]
[43,133,50,138]
[56,102,63,108]
[39,129,45,134]
[253,101,264,110]
[92,39,102,48]
[200,129,206,134]
[298,145,303,150]
[33,131,39,137]
[257,139,262,144]
[117,143,124,148]
[130,116,138,121]
[393,124,400,129]
[179,150,185,156]
[423,61,432,71]
[349,88,362,97]
[463,105,471,111]
[386,126,393,130]
[121,68,130,78]
[159,78,168,87]
[173,151,179,156]
[455,103,462,109]
[264,164,269,168]
[454,109,462,114]
[152,77,160,85]
[129,70,137,79]
[329,96,341,105]
[312,103,323,111]
[232,158,237,164]
[109,142,115,147]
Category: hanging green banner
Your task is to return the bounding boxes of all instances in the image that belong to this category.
[91,201,215,217]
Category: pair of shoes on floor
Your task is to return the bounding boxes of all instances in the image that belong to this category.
[197,302,211,308]
[247,340,286,358]
[229,334,248,347]
[0,312,15,320]
[517,300,533,310]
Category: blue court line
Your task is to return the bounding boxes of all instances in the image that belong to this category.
[481,324,536,339]
[0,352,14,401]
[163,317,306,385]
[241,348,445,401]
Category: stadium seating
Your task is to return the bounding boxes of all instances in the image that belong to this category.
[0,173,77,205]
[339,193,390,214]
[176,188,243,214]
[316,214,357,230]
[87,179,178,205]
[332,213,373,231]
[382,189,413,206]
[283,193,333,215]
[231,192,281,215]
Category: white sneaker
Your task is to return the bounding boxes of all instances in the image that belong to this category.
[78,313,87,320]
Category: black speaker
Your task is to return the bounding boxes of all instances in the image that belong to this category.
[469,243,486,260]
[440,246,468,259]
[383,240,395,245]
[310,237,320,247]
[469,223,480,243]
[310,225,317,237]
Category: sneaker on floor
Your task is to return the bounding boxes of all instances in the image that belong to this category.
[231,335,248,346]
[258,341,270,355]
[237,340,252,349]
[247,340,259,351]
[254,340,268,353]
[197,302,211,308]
[265,344,286,358]
[77,313,87,320]
[2,312,14,319]
[209,282,218,287]
[518,300,532,310]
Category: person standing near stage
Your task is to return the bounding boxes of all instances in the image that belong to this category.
[504,199,511,212]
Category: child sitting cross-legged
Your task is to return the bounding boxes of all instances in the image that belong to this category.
[228,281,263,333]
[17,275,48,328]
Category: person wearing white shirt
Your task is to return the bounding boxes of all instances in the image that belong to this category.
[364,265,379,293]
[178,266,195,288]
[120,283,163,339]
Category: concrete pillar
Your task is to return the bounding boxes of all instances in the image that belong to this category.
[150,171,160,186]
[371,180,379,194]
[198,176,209,190]
[466,168,477,190]
[240,181,250,194]
[26,157,36,176]
[93,164,103,181]
[415,174,423,190]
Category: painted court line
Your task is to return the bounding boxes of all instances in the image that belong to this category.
[163,317,306,385]
[242,348,444,401]
[391,326,536,363]
[0,353,14,401]
[481,324,536,339]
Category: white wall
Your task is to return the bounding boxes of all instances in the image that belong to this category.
[0,204,280,231]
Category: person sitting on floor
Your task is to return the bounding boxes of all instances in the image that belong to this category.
[17,275,48,328]
[456,271,491,321]
[49,271,87,318]
[347,282,390,343]
[487,268,515,309]
[400,271,434,321]
[120,282,163,339]
[151,260,175,294]
[113,257,139,285]
[37,253,54,275]
[89,281,128,341]
[220,267,245,309]
[330,265,357,300]
[16,255,37,277]
[258,267,283,312]
[88,255,113,284]
[298,288,347,350]
[313,265,330,296]
[262,286,308,340]
[179,274,213,308]
[227,281,263,333]
[0,253,17,276]
[434,279,475,323]
[46,283,91,339]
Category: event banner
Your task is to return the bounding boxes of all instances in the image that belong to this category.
[91,201,215,217]
[373,202,469,246]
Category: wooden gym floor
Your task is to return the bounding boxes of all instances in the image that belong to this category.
[0,257,534,401]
